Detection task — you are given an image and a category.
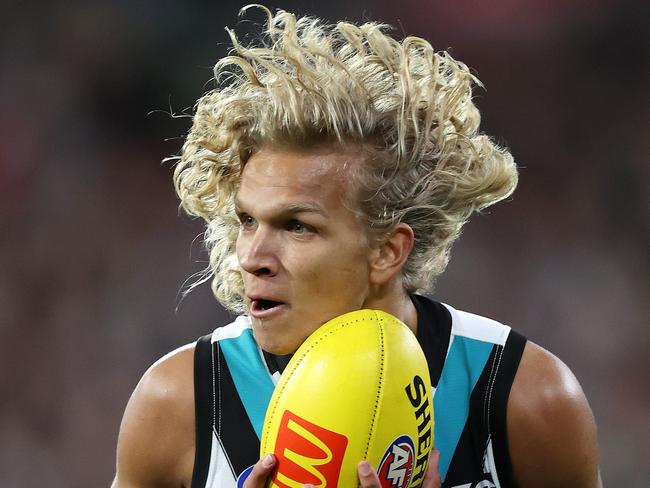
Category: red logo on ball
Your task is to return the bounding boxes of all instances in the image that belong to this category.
[377,435,415,488]
[271,410,349,487]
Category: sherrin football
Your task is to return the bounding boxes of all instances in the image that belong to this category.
[260,309,434,488]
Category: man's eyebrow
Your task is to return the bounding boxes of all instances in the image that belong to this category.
[234,198,328,217]
[282,202,328,216]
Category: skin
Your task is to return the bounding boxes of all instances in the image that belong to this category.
[112,345,195,488]
[234,145,417,355]
[112,145,601,487]
[508,342,602,487]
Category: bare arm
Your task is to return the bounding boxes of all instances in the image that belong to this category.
[508,341,602,488]
[112,345,196,488]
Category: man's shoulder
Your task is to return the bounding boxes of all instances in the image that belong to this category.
[113,343,197,487]
[507,341,601,487]
[509,340,595,433]
[138,342,196,406]
[124,342,197,443]
[137,313,252,406]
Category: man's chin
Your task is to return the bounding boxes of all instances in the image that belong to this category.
[251,328,301,356]
[264,344,296,355]
[259,341,299,356]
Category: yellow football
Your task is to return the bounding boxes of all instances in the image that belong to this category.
[260,309,434,488]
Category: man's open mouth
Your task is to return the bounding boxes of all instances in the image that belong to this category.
[251,299,285,314]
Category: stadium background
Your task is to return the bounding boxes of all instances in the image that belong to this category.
[1,0,648,485]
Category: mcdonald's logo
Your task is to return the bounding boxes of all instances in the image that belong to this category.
[271,410,349,487]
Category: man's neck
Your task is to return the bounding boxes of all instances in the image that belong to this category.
[363,285,418,335]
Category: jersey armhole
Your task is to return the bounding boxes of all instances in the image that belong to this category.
[490,330,526,487]
[191,334,214,488]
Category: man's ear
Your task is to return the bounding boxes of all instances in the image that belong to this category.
[369,223,414,285]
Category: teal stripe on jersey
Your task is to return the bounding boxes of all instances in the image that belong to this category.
[434,336,494,480]
[219,328,275,439]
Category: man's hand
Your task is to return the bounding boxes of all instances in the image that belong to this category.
[242,450,441,488]
[354,450,441,488]
[241,454,276,488]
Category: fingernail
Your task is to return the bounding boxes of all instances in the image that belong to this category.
[262,454,275,468]
[359,461,372,476]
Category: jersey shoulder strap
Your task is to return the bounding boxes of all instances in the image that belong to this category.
[440,303,526,487]
[192,317,275,487]
[487,328,526,487]
[192,333,216,488]
[412,295,526,487]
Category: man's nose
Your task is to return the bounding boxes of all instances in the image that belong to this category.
[238,227,280,277]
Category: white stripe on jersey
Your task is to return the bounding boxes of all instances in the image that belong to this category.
[486,438,502,488]
[205,431,237,487]
[443,303,511,346]
[211,316,252,343]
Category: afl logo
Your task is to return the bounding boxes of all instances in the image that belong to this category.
[377,435,415,488]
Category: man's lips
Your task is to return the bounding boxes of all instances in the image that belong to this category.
[249,298,288,318]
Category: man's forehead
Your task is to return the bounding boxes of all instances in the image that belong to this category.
[243,150,352,181]
[239,146,357,190]
[236,169,337,202]
[239,167,334,189]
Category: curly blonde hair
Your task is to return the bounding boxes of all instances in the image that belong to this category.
[173,6,518,313]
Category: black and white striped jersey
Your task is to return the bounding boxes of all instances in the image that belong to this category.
[191,295,526,488]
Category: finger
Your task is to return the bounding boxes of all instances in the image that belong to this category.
[422,449,442,488]
[357,460,381,488]
[242,453,276,488]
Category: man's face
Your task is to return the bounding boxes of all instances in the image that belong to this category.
[235,145,373,354]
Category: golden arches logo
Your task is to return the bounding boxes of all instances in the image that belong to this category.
[271,410,348,488]
[277,419,333,486]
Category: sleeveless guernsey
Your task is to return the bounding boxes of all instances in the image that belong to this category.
[192,295,526,488]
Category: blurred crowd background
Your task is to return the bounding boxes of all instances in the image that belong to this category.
[1,0,648,486]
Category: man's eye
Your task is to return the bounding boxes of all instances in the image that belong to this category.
[288,220,311,234]
[239,214,256,228]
